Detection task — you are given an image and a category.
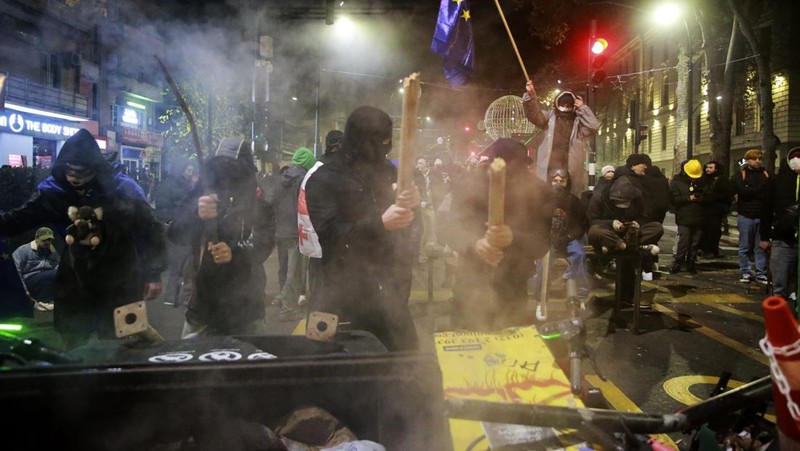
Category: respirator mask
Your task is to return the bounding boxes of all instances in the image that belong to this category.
[789,157,800,172]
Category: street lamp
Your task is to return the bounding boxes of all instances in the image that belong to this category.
[654,2,694,158]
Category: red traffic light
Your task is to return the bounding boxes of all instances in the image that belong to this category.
[591,38,608,55]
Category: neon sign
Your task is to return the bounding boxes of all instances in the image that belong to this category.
[0,112,81,139]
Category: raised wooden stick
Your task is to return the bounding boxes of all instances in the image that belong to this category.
[493,0,530,81]
[488,158,506,226]
[397,72,421,195]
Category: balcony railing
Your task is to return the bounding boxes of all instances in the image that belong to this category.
[5,74,89,119]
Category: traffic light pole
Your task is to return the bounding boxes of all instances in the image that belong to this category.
[587,19,597,190]
[685,20,693,159]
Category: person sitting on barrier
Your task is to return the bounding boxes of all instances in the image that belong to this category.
[587,158,663,273]
[449,138,553,330]
[533,169,590,305]
[13,227,60,311]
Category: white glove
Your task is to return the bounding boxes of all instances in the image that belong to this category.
[612,219,624,231]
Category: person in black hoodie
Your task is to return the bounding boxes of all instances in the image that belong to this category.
[305,106,421,351]
[0,129,165,347]
[698,161,734,258]
[731,149,771,284]
[760,147,800,306]
[449,138,553,330]
[273,147,315,321]
[169,138,275,337]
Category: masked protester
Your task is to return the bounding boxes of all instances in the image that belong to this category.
[304,106,421,351]
[0,129,165,347]
[169,139,275,338]
[523,80,600,196]
[532,170,590,305]
[449,138,554,330]
[760,147,800,307]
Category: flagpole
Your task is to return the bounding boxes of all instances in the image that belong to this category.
[493,0,530,81]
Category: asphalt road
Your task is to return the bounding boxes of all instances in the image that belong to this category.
[13,212,774,447]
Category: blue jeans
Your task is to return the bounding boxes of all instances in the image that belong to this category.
[737,215,767,277]
[770,240,797,300]
[533,239,589,300]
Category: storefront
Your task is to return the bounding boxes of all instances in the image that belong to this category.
[0,108,98,168]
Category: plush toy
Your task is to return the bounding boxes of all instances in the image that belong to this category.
[65,206,103,249]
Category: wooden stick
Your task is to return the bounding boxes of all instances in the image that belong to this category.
[493,0,530,81]
[397,72,421,195]
[488,158,506,226]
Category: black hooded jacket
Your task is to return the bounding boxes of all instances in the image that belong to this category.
[0,129,165,338]
[304,106,419,351]
[168,154,275,334]
[275,165,307,239]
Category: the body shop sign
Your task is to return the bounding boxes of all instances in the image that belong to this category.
[0,112,81,140]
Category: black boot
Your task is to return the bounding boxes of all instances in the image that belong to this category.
[687,260,697,274]
[670,261,682,274]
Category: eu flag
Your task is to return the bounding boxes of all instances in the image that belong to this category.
[431,0,474,87]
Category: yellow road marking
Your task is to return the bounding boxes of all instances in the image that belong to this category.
[652,303,768,366]
[585,375,678,448]
[662,375,776,424]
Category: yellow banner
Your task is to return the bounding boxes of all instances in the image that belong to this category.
[435,326,589,450]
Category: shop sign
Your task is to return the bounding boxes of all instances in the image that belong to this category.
[0,112,81,140]
[121,126,164,147]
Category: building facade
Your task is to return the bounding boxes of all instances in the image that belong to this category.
[592,15,799,177]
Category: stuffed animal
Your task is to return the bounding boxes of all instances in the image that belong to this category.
[65,206,103,249]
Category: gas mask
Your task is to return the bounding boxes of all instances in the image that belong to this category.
[557,105,575,113]
[789,157,800,172]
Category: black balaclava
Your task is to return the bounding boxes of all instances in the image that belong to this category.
[341,106,393,164]
[555,91,577,119]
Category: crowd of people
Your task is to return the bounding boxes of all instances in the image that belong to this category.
[3,79,800,351]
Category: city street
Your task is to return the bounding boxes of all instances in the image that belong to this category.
[16,211,773,446]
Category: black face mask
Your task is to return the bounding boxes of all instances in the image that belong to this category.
[342,106,393,164]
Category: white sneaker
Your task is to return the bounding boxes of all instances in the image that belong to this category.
[297,295,308,307]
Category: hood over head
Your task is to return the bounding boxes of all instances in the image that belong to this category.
[291,147,316,171]
[52,129,112,185]
[483,138,533,168]
[324,130,344,155]
[341,106,393,163]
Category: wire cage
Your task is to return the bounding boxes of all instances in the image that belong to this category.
[484,95,535,141]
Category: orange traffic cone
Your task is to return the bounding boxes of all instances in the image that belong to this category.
[761,296,800,448]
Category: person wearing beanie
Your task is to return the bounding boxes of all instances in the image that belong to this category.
[0,129,166,347]
[273,147,316,321]
[305,106,421,351]
[12,226,60,311]
[731,148,771,284]
[760,147,800,305]
[601,165,616,180]
[450,138,554,330]
[669,159,709,274]
[523,78,600,196]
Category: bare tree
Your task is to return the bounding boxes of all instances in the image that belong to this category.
[728,0,780,172]
[696,1,741,174]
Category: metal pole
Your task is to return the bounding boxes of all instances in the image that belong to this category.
[314,65,320,158]
[685,20,693,159]
[587,20,596,190]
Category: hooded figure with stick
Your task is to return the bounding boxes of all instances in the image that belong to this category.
[523,81,600,196]
[304,106,421,351]
[449,138,553,330]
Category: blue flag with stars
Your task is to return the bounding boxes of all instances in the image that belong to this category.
[431,0,474,87]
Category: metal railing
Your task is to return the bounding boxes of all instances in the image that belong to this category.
[5,74,89,118]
